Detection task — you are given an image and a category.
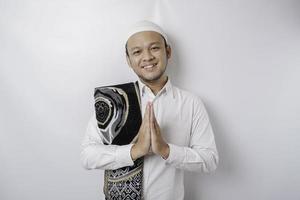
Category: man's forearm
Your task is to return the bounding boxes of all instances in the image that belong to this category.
[81,143,134,170]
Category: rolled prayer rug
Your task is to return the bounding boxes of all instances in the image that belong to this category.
[94,81,143,200]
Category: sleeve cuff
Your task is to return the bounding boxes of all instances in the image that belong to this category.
[165,143,185,165]
[115,144,135,167]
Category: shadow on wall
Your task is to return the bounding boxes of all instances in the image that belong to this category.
[165,35,186,85]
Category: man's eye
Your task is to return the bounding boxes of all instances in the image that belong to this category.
[132,51,141,55]
[151,47,160,50]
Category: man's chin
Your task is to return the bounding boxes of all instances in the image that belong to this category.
[140,76,160,83]
[139,74,166,84]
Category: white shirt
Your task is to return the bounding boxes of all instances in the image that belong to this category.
[80,78,219,200]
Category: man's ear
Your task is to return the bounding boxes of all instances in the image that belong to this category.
[166,45,172,59]
[126,55,132,68]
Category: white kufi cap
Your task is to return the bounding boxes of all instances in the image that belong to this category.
[125,20,168,45]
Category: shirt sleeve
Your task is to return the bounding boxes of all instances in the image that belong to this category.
[165,97,219,173]
[80,111,134,170]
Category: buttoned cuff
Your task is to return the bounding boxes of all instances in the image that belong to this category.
[165,143,185,165]
[115,144,135,167]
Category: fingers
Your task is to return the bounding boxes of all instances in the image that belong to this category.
[150,103,159,131]
[149,102,153,124]
[152,107,158,128]
[150,105,155,134]
[142,102,150,127]
[150,103,160,134]
[143,102,159,135]
[143,102,149,120]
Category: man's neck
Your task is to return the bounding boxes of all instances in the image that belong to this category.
[140,76,168,95]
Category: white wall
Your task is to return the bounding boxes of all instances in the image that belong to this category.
[1,0,299,199]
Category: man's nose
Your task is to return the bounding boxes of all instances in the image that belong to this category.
[142,50,154,61]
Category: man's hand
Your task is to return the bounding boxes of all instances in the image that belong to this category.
[130,102,152,160]
[150,103,170,159]
[130,102,170,160]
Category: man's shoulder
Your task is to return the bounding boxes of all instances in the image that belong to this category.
[172,85,204,105]
[172,84,201,99]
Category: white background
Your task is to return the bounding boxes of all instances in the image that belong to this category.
[1,0,300,199]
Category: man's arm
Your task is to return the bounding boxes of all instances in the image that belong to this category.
[164,98,219,173]
[81,102,153,170]
[80,111,134,170]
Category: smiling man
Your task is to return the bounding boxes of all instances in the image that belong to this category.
[81,20,219,200]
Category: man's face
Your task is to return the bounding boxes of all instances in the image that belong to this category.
[126,31,171,84]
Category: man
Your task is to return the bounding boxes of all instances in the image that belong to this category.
[81,20,219,200]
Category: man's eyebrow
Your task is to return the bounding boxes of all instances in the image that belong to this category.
[149,41,161,45]
[129,41,162,51]
[129,47,140,51]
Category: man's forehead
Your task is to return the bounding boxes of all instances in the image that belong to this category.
[127,31,165,48]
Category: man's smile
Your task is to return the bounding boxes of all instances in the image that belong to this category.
[142,63,157,69]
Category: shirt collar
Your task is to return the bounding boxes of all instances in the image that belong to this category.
[137,77,175,99]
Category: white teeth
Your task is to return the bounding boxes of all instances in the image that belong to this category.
[144,65,153,69]
[143,64,156,69]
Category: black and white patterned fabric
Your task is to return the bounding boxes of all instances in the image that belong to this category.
[94,82,143,200]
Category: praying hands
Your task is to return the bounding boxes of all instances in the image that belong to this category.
[130,102,170,160]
